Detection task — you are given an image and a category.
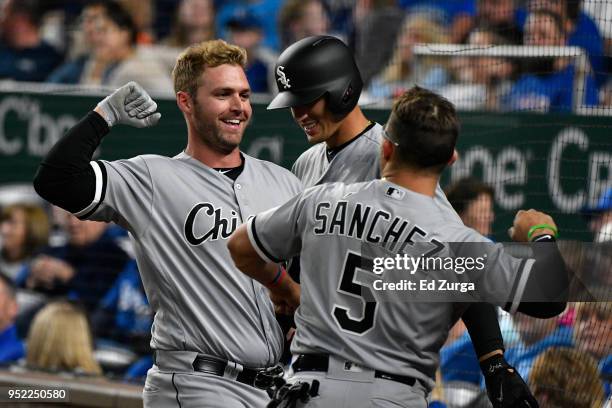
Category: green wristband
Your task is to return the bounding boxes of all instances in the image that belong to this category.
[527,224,558,241]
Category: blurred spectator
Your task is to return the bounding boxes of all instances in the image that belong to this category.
[0,273,24,365]
[118,0,155,44]
[0,204,49,282]
[364,14,449,102]
[475,0,522,44]
[17,211,130,313]
[64,1,105,61]
[443,26,516,110]
[582,0,612,55]
[439,178,495,387]
[92,260,151,353]
[398,0,476,43]
[351,0,405,85]
[520,0,606,88]
[581,187,612,242]
[26,301,101,375]
[573,302,612,397]
[47,1,172,94]
[505,313,573,380]
[445,178,495,237]
[506,9,598,112]
[149,0,217,77]
[217,0,282,51]
[278,0,331,51]
[163,0,215,47]
[226,9,277,93]
[529,347,605,407]
[0,0,63,82]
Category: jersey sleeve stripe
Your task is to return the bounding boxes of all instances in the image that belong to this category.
[509,258,535,314]
[74,161,107,220]
[247,216,280,264]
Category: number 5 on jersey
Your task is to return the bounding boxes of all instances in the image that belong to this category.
[333,252,378,335]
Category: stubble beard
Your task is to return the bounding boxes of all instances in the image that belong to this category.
[193,103,243,155]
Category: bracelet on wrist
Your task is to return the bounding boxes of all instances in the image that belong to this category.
[527,224,558,241]
[267,266,286,288]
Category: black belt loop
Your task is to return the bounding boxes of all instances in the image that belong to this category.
[292,354,418,387]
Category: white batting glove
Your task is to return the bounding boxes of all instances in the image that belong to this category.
[95,81,161,128]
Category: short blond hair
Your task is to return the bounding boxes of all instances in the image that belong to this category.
[172,39,247,96]
[27,301,101,375]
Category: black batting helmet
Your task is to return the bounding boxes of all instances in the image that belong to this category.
[267,36,363,116]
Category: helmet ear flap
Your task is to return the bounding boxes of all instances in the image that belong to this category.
[326,77,363,116]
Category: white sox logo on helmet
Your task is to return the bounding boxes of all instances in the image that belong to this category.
[276,66,291,89]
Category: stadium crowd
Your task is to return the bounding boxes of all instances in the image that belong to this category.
[0,0,608,110]
[0,1,610,407]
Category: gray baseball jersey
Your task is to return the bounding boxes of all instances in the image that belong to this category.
[246,180,533,387]
[291,122,462,224]
[76,152,302,367]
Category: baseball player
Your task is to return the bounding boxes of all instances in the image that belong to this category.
[228,86,568,407]
[33,40,302,407]
[267,35,534,407]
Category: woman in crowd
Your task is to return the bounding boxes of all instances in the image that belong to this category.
[26,301,101,375]
[0,204,49,282]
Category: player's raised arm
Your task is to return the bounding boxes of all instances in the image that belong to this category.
[33,82,160,214]
[505,209,569,318]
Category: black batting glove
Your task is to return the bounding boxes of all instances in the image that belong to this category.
[481,354,539,408]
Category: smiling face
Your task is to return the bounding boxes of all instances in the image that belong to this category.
[189,64,252,154]
[290,97,343,145]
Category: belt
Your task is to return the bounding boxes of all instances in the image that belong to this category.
[152,351,263,387]
[292,354,418,387]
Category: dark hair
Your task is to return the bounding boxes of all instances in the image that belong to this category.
[564,0,580,24]
[386,86,459,172]
[444,178,495,215]
[97,0,138,45]
[7,0,42,26]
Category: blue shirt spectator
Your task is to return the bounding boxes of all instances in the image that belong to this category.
[93,260,152,341]
[0,0,63,82]
[399,0,476,25]
[507,63,598,112]
[508,10,598,112]
[0,273,24,365]
[217,0,283,50]
[440,331,481,385]
[0,324,24,364]
[0,42,63,82]
[516,5,606,87]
